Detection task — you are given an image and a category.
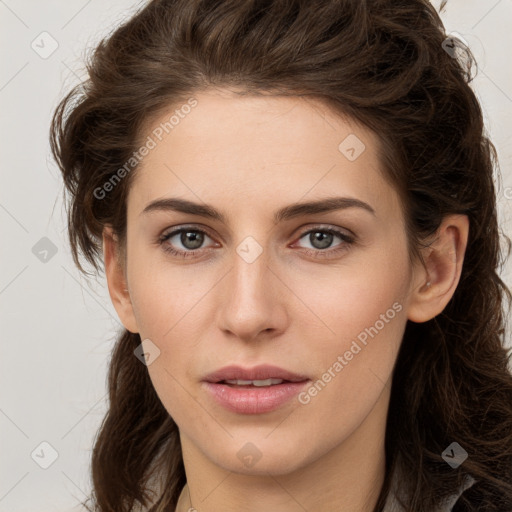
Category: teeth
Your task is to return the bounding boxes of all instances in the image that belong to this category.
[224,378,284,386]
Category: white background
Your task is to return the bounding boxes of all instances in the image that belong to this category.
[1,1,511,510]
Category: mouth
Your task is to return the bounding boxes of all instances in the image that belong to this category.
[218,378,301,387]
[203,364,310,384]
[202,365,311,414]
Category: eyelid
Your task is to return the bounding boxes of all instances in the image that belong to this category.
[160,224,216,239]
[294,223,356,240]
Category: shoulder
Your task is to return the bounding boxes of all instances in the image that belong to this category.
[383,470,477,512]
[438,475,477,511]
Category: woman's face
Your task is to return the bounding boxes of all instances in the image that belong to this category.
[110,89,423,475]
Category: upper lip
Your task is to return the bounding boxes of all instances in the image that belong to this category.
[203,364,310,383]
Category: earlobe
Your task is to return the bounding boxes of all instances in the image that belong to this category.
[102,225,139,333]
[406,214,469,323]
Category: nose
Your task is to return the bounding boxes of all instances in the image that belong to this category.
[216,240,288,343]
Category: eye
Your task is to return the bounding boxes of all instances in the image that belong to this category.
[293,226,355,259]
[158,225,355,259]
[159,226,216,259]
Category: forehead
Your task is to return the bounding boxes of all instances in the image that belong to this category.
[128,90,402,224]
[140,89,373,164]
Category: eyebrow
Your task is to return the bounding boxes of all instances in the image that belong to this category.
[140,196,376,224]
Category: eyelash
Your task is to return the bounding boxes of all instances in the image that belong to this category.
[158,225,355,260]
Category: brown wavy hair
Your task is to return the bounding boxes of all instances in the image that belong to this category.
[49,0,512,510]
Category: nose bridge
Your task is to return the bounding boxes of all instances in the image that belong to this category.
[230,234,270,303]
[217,232,283,338]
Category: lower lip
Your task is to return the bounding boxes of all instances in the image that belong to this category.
[202,381,310,414]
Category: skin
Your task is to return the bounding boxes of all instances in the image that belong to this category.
[103,88,469,512]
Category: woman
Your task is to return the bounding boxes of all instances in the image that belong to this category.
[50,0,512,511]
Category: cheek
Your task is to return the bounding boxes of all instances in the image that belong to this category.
[129,268,206,423]
[289,274,407,440]
[291,242,410,340]
[127,248,215,339]
[289,246,409,400]
[126,255,215,413]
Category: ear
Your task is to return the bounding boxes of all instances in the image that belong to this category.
[102,225,139,333]
[407,214,469,323]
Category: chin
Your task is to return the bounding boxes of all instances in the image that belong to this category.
[202,435,313,476]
